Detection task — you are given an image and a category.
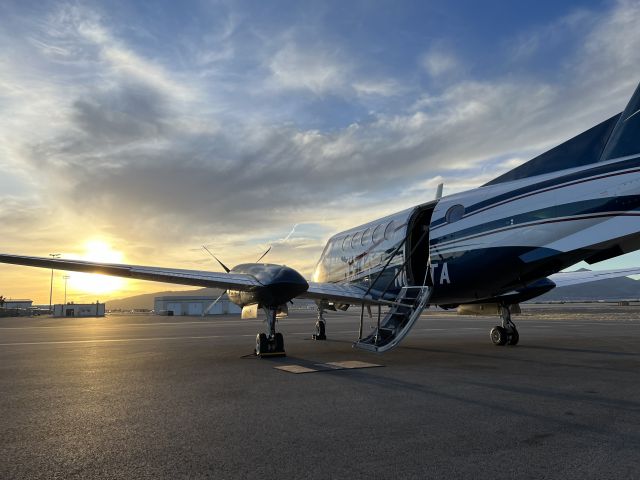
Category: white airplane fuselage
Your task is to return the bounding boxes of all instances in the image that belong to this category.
[312,153,640,308]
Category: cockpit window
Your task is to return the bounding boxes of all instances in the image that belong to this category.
[445,204,465,223]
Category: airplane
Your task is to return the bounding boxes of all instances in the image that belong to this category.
[2,81,640,357]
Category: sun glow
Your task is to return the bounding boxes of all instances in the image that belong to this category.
[66,241,126,296]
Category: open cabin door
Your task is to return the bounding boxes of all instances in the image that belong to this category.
[354,201,438,353]
[407,201,437,287]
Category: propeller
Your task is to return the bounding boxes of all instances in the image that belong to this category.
[201,246,229,316]
[203,290,227,316]
[255,245,272,263]
[202,245,230,273]
[199,245,272,316]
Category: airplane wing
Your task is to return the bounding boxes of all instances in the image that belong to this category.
[548,268,640,288]
[4,254,638,305]
[301,282,379,305]
[0,254,262,290]
[0,253,381,305]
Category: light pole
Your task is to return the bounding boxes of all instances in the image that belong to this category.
[63,275,70,306]
[48,253,60,313]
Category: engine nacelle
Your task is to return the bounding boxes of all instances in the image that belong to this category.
[457,303,521,316]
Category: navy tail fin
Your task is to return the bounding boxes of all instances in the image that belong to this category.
[486,81,640,186]
[600,82,640,161]
[485,114,619,186]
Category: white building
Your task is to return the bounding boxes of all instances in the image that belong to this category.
[2,299,33,310]
[53,302,105,317]
[154,295,241,316]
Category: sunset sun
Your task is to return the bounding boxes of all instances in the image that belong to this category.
[67,241,126,296]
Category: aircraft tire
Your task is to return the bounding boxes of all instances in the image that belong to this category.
[508,329,519,346]
[490,326,508,346]
[256,333,268,355]
[275,332,284,352]
[313,320,326,340]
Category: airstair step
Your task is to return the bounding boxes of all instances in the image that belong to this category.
[354,285,432,353]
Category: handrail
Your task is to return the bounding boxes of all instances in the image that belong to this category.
[357,221,432,341]
[362,237,407,300]
[359,237,407,339]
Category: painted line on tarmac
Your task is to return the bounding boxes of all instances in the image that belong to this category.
[0,335,226,346]
[0,319,261,330]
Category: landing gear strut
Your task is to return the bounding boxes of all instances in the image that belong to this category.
[313,307,327,340]
[490,304,519,346]
[255,307,286,357]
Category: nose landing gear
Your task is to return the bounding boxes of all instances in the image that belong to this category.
[490,304,519,346]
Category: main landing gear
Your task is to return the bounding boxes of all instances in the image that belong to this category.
[255,307,286,357]
[313,307,327,340]
[490,304,519,346]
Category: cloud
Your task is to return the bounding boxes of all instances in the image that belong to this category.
[509,9,594,61]
[267,42,346,95]
[42,5,196,102]
[266,36,401,99]
[352,80,399,97]
[2,0,640,289]
[420,47,460,78]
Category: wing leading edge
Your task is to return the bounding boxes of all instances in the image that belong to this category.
[0,254,262,290]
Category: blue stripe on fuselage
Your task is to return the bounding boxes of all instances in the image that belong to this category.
[431,195,640,247]
[431,156,640,229]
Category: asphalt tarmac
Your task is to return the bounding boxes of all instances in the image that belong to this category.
[1,305,639,479]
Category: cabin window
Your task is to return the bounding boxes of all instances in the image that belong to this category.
[351,231,362,249]
[361,228,371,246]
[372,224,384,244]
[384,221,396,240]
[445,204,465,223]
[341,235,350,251]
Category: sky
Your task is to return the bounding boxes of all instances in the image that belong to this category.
[1,0,640,303]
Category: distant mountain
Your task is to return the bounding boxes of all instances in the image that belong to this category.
[106,272,640,310]
[533,274,640,302]
[106,288,224,310]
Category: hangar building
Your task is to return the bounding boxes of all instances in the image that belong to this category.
[0,299,34,317]
[2,299,33,310]
[154,295,241,316]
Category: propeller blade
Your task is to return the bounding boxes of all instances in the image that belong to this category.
[202,245,230,273]
[255,246,272,263]
[203,290,227,316]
